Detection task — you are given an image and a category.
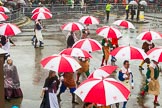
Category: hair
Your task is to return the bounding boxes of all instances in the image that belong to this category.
[123,60,129,65]
[48,70,56,78]
[83,102,92,108]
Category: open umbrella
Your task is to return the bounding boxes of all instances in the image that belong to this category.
[61,22,84,32]
[0,6,10,13]
[79,15,99,25]
[40,54,81,72]
[110,46,147,60]
[136,31,162,41]
[113,20,135,29]
[96,26,122,39]
[72,38,102,52]
[59,48,92,58]
[147,48,162,62]
[88,65,118,79]
[0,23,21,36]
[32,7,51,14]
[140,0,147,6]
[0,12,8,21]
[31,11,52,20]
[74,78,130,105]
[129,1,138,5]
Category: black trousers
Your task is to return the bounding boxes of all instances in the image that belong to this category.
[126,10,129,19]
[106,11,110,21]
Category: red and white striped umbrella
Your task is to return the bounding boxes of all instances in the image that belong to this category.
[61,22,84,32]
[110,46,147,60]
[0,23,21,36]
[32,7,51,14]
[72,38,102,52]
[96,26,122,39]
[136,31,162,41]
[79,16,100,25]
[113,20,135,29]
[147,48,162,62]
[0,6,10,13]
[88,65,118,79]
[59,48,92,58]
[40,55,81,73]
[0,12,8,21]
[31,11,52,20]
[74,78,130,105]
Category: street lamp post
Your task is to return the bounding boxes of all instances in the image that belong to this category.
[0,48,6,108]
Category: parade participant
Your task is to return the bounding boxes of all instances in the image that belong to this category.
[130,5,135,20]
[125,4,129,20]
[111,45,117,66]
[101,38,112,66]
[76,57,90,85]
[57,72,78,104]
[35,19,44,48]
[4,57,23,100]
[139,40,155,70]
[40,71,60,108]
[105,1,112,22]
[1,35,15,60]
[118,60,134,108]
[140,60,160,106]
[67,31,77,48]
[81,25,90,39]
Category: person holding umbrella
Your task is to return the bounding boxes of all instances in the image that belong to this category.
[139,40,155,70]
[57,72,79,104]
[118,60,134,108]
[40,71,60,108]
[140,59,160,106]
[34,19,44,48]
[101,38,112,66]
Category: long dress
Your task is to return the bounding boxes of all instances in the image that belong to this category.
[40,76,60,108]
[4,64,23,98]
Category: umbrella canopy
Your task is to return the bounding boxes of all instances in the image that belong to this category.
[96,26,122,39]
[32,7,51,14]
[0,23,21,36]
[0,6,10,13]
[72,38,102,52]
[0,12,8,21]
[129,1,138,5]
[140,0,147,6]
[136,31,162,41]
[113,20,135,29]
[31,11,52,20]
[88,65,118,79]
[61,22,84,32]
[40,54,81,73]
[79,15,99,25]
[110,46,147,60]
[147,48,162,62]
[74,78,130,105]
[59,48,92,58]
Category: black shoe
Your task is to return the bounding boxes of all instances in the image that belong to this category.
[154,102,160,106]
[139,66,144,70]
[72,101,79,105]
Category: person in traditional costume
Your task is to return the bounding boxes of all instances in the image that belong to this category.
[76,57,90,85]
[67,31,77,48]
[139,40,155,70]
[57,72,78,104]
[101,38,112,66]
[40,71,60,108]
[1,35,15,60]
[140,60,160,106]
[118,60,134,108]
[4,57,23,100]
[34,19,44,48]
